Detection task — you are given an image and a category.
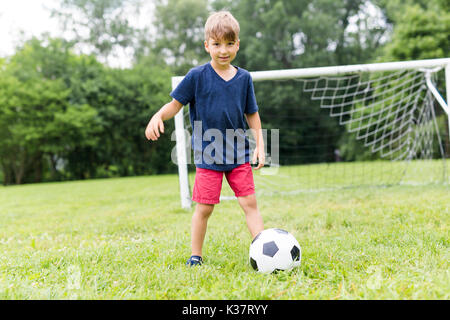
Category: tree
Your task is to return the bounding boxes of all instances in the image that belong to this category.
[212,0,388,71]
[50,0,143,66]
[0,38,101,184]
[379,5,449,61]
[374,0,438,24]
[71,54,175,179]
[0,36,176,184]
[152,0,210,74]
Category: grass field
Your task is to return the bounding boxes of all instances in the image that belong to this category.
[0,164,449,299]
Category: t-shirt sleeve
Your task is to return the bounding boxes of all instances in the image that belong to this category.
[245,74,259,114]
[170,70,196,106]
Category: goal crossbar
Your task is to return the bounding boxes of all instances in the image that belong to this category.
[250,58,450,81]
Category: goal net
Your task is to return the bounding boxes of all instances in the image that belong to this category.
[173,59,450,208]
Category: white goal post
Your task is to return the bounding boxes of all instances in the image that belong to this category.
[172,58,450,209]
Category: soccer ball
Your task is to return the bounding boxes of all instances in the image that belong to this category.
[249,228,301,273]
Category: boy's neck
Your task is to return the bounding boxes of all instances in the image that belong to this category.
[210,60,234,72]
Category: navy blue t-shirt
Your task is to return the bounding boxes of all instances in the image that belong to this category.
[170,62,258,171]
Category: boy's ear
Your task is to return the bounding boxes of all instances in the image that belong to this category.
[204,40,210,53]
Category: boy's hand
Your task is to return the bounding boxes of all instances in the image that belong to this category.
[252,147,265,170]
[145,113,164,141]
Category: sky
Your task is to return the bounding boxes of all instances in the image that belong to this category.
[0,0,61,57]
[0,0,154,68]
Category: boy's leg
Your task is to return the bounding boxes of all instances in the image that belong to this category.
[226,163,264,239]
[237,194,264,239]
[190,167,223,261]
[191,203,215,257]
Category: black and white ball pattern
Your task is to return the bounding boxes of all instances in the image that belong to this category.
[249,228,301,273]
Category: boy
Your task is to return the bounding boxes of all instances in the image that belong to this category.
[145,11,265,266]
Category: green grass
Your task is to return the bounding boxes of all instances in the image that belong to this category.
[0,167,449,299]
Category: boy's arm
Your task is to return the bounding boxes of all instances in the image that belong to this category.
[145,99,183,141]
[246,111,265,170]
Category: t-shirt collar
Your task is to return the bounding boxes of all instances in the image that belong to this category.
[207,62,240,83]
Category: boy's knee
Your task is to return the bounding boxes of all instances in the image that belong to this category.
[238,193,256,205]
[195,203,215,217]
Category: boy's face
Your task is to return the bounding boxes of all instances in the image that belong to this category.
[204,37,240,68]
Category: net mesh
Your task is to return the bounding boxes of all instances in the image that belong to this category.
[301,69,442,161]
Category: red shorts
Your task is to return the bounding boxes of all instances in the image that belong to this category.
[192,162,255,204]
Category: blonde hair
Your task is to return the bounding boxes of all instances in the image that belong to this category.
[204,11,240,41]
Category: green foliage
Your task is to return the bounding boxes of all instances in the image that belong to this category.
[0,38,101,185]
[153,0,210,74]
[380,5,450,61]
[217,0,386,70]
[59,47,175,180]
[0,37,174,184]
[50,0,141,63]
[375,0,450,61]
[375,0,441,23]
[69,55,175,179]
